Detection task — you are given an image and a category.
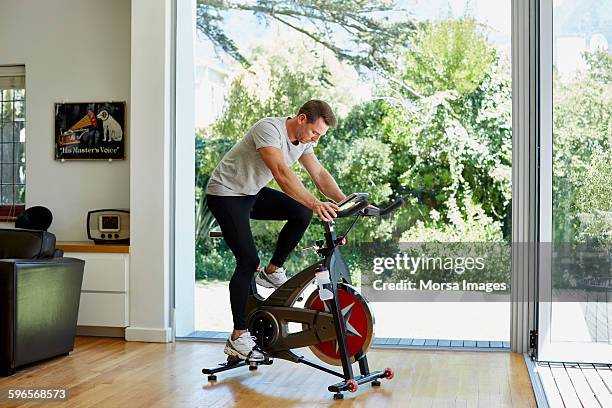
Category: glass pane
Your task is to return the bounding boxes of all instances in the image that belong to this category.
[551,0,612,345]
[13,89,25,101]
[0,143,8,163]
[14,101,24,120]
[1,163,15,183]
[190,1,513,343]
[13,162,21,183]
[0,102,5,125]
[10,122,18,143]
[15,184,25,204]
[4,142,18,162]
[1,122,18,142]
[0,185,13,204]
[17,120,25,143]
[17,162,25,184]
[18,141,25,162]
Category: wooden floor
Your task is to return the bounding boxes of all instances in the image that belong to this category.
[536,362,612,408]
[0,336,536,408]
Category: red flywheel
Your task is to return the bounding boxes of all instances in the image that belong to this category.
[303,284,375,366]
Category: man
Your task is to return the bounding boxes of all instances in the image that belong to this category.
[206,100,346,362]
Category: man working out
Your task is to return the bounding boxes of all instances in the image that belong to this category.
[206,100,347,362]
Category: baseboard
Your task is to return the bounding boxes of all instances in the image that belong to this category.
[77,326,126,338]
[125,326,173,343]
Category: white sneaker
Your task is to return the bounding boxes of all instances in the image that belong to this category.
[255,267,288,288]
[224,332,266,362]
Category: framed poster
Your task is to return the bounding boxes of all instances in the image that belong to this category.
[54,102,126,160]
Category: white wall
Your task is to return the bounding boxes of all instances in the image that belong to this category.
[0,0,131,240]
[127,0,173,343]
[2,0,181,343]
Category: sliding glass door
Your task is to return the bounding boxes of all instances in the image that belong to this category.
[537,0,612,363]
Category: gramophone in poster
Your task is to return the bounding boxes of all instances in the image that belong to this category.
[54,102,126,160]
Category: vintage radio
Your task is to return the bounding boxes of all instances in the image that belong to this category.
[87,209,130,244]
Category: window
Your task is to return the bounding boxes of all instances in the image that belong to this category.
[0,66,25,221]
[188,2,513,343]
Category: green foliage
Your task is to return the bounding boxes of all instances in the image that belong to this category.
[583,50,612,83]
[195,133,234,242]
[195,18,515,281]
[368,19,512,240]
[357,22,512,239]
[195,239,235,281]
[211,67,329,141]
[400,19,496,96]
[195,35,367,279]
[574,150,612,245]
[400,193,504,243]
[317,134,396,242]
[552,51,612,243]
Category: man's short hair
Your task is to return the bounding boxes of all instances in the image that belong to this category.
[298,100,337,127]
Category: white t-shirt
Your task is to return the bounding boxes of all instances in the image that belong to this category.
[206,117,314,196]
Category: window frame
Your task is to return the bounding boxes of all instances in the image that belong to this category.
[0,65,26,220]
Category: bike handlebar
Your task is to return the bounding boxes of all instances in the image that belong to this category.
[362,198,405,217]
[336,200,369,218]
[335,196,405,219]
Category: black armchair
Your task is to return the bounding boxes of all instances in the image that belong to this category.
[0,228,85,376]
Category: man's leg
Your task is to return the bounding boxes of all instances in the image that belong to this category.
[207,194,259,338]
[251,187,313,271]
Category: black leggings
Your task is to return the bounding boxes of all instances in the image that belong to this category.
[207,187,313,330]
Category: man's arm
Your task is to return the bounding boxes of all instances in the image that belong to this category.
[259,147,338,221]
[298,153,346,203]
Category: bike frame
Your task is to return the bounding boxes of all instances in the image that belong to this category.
[244,220,382,391]
[203,193,405,397]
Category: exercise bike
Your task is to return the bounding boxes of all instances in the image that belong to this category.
[202,192,404,399]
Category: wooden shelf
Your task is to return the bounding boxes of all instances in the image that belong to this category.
[57,241,129,254]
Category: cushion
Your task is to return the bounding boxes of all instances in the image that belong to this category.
[0,228,56,259]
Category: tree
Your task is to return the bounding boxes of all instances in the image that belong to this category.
[194,32,369,279]
[195,16,515,280]
[399,19,496,96]
[552,51,612,243]
[197,0,417,92]
[574,150,612,245]
[380,19,511,239]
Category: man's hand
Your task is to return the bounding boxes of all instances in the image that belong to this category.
[312,199,339,222]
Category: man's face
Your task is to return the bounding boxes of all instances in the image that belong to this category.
[296,114,329,144]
